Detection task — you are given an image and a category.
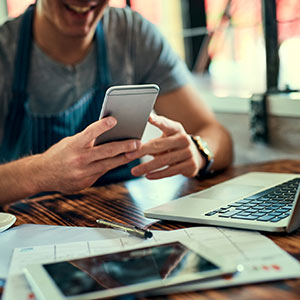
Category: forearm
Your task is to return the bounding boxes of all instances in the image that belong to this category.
[0,155,44,205]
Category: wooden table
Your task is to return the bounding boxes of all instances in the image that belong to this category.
[2,159,300,299]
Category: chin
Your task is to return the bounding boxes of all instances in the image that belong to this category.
[37,1,108,41]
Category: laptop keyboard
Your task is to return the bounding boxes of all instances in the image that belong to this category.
[205,178,300,222]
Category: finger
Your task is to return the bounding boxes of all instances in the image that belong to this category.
[88,154,134,176]
[145,160,193,180]
[131,148,192,176]
[89,139,141,162]
[149,114,183,136]
[126,133,190,160]
[77,117,117,147]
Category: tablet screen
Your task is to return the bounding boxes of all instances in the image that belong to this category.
[43,241,219,297]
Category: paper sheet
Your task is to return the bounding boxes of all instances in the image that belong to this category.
[0,224,130,279]
[3,226,300,300]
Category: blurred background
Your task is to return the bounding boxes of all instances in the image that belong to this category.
[1,0,300,165]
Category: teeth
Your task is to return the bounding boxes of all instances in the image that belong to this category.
[67,4,91,13]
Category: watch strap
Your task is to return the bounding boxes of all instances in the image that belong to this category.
[190,135,215,177]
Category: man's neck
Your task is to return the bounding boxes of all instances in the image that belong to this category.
[33,14,94,66]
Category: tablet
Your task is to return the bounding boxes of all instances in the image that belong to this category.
[94,84,159,145]
[24,240,237,300]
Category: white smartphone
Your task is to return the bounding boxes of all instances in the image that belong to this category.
[24,240,237,300]
[94,84,160,146]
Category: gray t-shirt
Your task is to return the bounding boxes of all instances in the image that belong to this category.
[0,7,192,144]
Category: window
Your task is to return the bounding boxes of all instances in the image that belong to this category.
[277,0,300,91]
[193,0,300,94]
[205,0,265,94]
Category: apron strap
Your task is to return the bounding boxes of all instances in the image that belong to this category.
[1,5,35,154]
[95,21,111,89]
[12,4,34,96]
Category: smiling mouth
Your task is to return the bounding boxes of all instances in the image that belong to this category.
[65,3,97,14]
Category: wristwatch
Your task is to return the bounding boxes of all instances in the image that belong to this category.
[190,135,215,177]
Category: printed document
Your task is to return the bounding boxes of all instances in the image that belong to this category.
[3,227,300,300]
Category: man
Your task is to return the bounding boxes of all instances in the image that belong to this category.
[0,0,233,205]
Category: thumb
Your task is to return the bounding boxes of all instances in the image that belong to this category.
[77,117,117,147]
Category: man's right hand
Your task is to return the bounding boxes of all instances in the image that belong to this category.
[0,117,140,204]
[38,116,141,193]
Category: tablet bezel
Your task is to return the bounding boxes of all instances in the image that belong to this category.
[23,239,237,300]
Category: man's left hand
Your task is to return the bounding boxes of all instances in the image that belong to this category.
[126,114,205,179]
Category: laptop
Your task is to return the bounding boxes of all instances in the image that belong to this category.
[144,172,300,233]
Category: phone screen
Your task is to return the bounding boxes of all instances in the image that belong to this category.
[43,242,219,297]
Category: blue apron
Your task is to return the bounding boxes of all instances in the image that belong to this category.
[0,5,138,185]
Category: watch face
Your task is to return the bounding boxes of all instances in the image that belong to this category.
[193,136,214,160]
[203,147,213,159]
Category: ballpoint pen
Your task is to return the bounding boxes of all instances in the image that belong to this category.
[96,218,153,239]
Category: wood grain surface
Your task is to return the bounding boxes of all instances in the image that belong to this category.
[1,159,300,299]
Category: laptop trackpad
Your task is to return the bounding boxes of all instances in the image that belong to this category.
[190,184,265,201]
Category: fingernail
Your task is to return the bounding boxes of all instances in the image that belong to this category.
[131,141,137,150]
[131,167,139,176]
[106,117,117,126]
[131,168,138,177]
[133,140,141,149]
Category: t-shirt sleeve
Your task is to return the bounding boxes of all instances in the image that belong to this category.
[131,11,193,95]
